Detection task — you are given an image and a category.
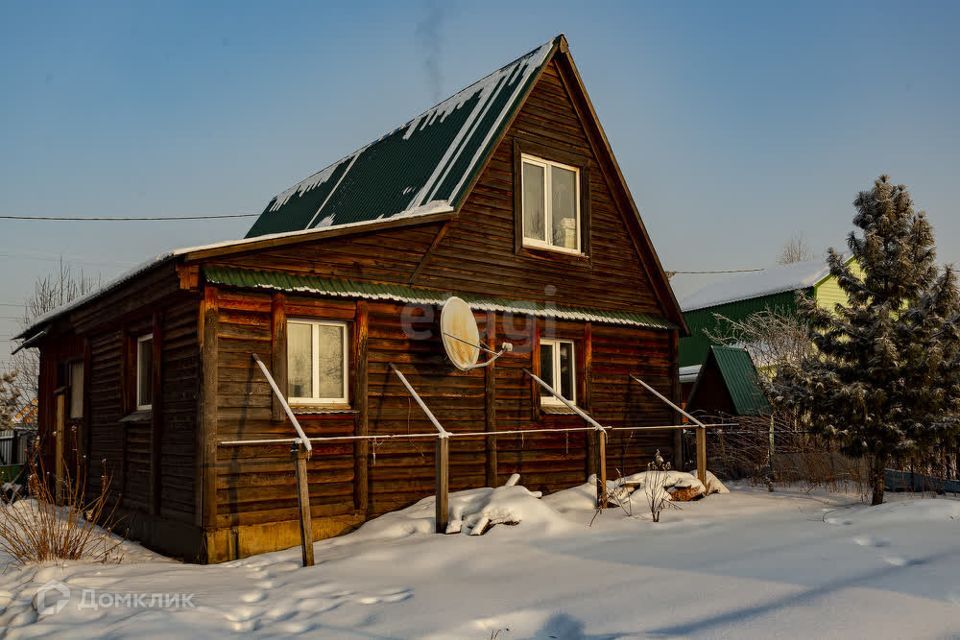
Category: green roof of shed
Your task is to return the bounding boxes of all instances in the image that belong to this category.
[692,346,771,416]
[204,266,675,331]
[245,37,558,239]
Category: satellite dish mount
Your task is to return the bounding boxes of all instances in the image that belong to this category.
[440,297,513,371]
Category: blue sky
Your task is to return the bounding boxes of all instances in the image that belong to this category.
[2,1,959,364]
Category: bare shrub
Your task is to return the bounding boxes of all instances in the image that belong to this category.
[778,233,814,265]
[644,450,673,523]
[11,261,100,419]
[702,414,869,495]
[0,430,122,564]
[704,310,813,381]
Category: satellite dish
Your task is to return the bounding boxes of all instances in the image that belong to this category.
[440,297,513,371]
[440,297,481,370]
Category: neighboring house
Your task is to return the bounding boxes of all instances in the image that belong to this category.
[679,255,859,370]
[16,35,687,563]
[685,346,770,417]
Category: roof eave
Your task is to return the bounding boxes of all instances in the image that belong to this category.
[15,207,457,342]
[179,208,455,263]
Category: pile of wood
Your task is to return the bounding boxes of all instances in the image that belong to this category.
[609,470,729,504]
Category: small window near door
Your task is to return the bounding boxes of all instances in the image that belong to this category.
[287,320,349,405]
[521,154,581,253]
[136,334,153,411]
[68,361,84,419]
[539,339,576,406]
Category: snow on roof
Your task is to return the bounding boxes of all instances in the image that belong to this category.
[679,364,701,384]
[245,37,558,238]
[680,256,845,312]
[16,203,455,341]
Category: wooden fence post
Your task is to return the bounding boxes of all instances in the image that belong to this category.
[696,426,707,484]
[292,442,314,567]
[436,436,449,533]
[55,394,65,504]
[595,429,607,509]
[768,413,776,491]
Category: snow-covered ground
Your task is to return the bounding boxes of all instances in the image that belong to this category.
[1,482,958,639]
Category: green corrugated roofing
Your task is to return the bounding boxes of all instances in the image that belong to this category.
[245,37,559,239]
[679,290,801,367]
[709,346,771,416]
[204,266,675,331]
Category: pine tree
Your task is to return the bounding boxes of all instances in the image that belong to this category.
[776,176,960,505]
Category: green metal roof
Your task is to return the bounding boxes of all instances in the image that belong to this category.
[707,346,771,416]
[204,266,675,331]
[245,37,559,239]
[679,290,800,367]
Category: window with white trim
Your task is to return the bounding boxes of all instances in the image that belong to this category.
[287,320,349,404]
[539,339,576,406]
[136,334,153,411]
[68,360,84,420]
[521,154,581,253]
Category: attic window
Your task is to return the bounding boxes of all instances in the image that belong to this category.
[521,154,581,253]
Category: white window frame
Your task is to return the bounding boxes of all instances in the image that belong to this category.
[136,334,153,411]
[68,360,84,420]
[287,319,350,405]
[539,338,577,406]
[520,153,581,254]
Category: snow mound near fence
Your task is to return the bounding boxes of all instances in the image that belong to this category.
[336,477,579,544]
[541,470,730,513]
[327,470,732,546]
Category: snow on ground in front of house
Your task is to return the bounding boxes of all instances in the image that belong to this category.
[1,483,958,639]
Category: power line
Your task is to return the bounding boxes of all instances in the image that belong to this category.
[669,268,764,275]
[0,213,258,221]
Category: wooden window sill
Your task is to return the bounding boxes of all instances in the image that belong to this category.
[541,404,578,415]
[119,410,152,424]
[518,246,590,265]
[291,406,356,415]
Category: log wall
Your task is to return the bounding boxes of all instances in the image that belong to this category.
[211,289,677,525]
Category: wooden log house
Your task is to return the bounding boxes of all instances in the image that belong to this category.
[16,35,688,562]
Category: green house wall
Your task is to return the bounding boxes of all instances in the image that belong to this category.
[678,258,860,368]
[679,290,802,367]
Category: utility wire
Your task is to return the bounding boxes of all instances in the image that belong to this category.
[0,213,258,221]
[669,268,764,275]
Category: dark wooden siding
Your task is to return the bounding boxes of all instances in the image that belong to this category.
[206,223,446,284]
[412,60,664,315]
[37,291,200,524]
[212,291,677,520]
[159,298,200,520]
[88,328,126,504]
[214,290,358,527]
